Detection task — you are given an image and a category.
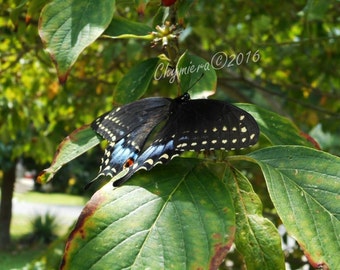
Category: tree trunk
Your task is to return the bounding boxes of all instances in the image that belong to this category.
[0,164,16,250]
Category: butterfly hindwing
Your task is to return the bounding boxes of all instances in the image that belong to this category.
[111,138,180,186]
[90,97,172,184]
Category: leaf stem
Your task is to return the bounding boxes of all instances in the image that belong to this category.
[227,154,257,164]
[102,34,154,40]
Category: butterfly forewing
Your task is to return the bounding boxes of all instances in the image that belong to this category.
[91,97,171,143]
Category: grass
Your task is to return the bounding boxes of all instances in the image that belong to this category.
[14,191,87,206]
[11,191,86,237]
[11,214,33,238]
[0,246,44,269]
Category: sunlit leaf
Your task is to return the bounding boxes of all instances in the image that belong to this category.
[225,167,285,270]
[249,146,340,269]
[38,125,101,184]
[39,0,115,82]
[61,159,235,270]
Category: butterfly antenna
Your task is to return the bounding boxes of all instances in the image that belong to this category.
[186,73,204,93]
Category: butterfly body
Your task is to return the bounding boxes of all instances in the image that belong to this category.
[90,93,259,187]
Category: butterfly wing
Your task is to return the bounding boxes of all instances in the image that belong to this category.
[89,97,172,186]
[91,97,172,144]
[112,134,180,186]
[168,98,260,151]
[111,96,259,186]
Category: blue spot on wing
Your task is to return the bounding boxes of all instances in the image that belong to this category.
[138,139,175,162]
[111,139,179,187]
[98,139,138,178]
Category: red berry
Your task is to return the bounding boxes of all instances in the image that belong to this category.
[162,0,177,7]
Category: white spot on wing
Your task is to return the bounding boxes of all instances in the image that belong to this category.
[160,153,169,160]
[132,163,139,169]
[178,143,188,148]
[170,154,179,160]
[145,159,154,166]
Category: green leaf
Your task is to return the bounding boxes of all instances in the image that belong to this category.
[61,159,235,270]
[38,125,101,184]
[248,146,340,269]
[104,16,153,38]
[39,0,115,82]
[225,167,285,270]
[10,0,28,25]
[298,0,332,21]
[177,0,195,23]
[177,52,217,97]
[236,104,313,147]
[113,57,160,103]
[27,0,46,23]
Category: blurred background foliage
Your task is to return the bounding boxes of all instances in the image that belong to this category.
[1,0,339,176]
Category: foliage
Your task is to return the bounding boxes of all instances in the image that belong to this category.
[28,212,59,244]
[1,0,340,269]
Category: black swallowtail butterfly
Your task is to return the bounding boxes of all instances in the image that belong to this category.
[89,93,259,187]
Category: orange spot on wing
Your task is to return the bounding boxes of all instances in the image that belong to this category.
[124,158,135,168]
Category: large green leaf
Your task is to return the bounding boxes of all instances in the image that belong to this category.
[61,159,235,270]
[39,0,115,82]
[225,167,285,270]
[38,125,100,184]
[113,57,160,103]
[248,146,340,269]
